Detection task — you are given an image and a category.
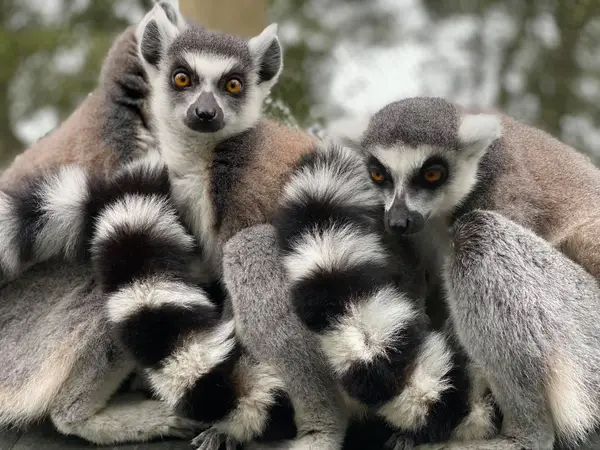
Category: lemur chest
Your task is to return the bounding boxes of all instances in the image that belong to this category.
[171,171,221,272]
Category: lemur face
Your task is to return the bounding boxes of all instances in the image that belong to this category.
[365,145,472,234]
[360,98,502,235]
[136,2,282,144]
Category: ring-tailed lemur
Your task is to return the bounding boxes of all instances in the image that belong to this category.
[352,97,600,448]
[271,142,501,448]
[0,2,206,445]
[134,0,315,278]
[0,3,321,446]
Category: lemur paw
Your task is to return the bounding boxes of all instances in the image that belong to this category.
[191,428,240,450]
[385,432,416,450]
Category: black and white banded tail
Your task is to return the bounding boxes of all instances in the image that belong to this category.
[274,142,500,445]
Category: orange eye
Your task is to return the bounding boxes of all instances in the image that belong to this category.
[370,170,385,183]
[423,167,445,184]
[173,71,191,88]
[225,78,243,94]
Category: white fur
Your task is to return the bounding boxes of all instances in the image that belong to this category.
[136,1,183,76]
[182,53,238,98]
[34,165,90,261]
[545,354,598,442]
[282,144,380,211]
[92,194,194,254]
[0,191,20,278]
[148,319,236,405]
[216,358,286,441]
[248,24,279,60]
[369,143,484,218]
[170,172,221,274]
[378,332,454,431]
[321,286,418,375]
[452,362,498,441]
[106,279,213,324]
[457,113,502,157]
[284,225,387,284]
[452,401,498,442]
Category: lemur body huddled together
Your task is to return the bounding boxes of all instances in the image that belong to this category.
[2,1,600,450]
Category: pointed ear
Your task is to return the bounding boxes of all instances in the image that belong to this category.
[136,1,185,72]
[457,113,502,158]
[249,23,283,87]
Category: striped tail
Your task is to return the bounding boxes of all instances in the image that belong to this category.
[87,160,294,445]
[0,151,172,284]
[273,142,499,444]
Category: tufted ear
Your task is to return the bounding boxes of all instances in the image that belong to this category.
[135,1,185,73]
[457,113,502,159]
[249,23,283,89]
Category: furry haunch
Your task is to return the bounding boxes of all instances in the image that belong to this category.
[273,142,501,448]
[441,210,600,450]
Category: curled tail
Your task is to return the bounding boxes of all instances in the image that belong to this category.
[0,151,173,283]
[273,142,499,444]
[85,160,294,446]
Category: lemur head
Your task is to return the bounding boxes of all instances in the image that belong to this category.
[360,97,502,235]
[135,1,282,152]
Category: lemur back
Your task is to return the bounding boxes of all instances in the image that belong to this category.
[0,24,153,188]
[457,113,600,277]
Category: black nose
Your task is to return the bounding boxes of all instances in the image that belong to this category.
[185,92,225,133]
[388,212,424,235]
[195,108,217,122]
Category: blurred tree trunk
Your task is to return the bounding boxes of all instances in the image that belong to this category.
[180,0,267,37]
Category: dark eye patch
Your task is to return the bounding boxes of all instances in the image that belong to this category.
[412,156,450,190]
[367,156,393,186]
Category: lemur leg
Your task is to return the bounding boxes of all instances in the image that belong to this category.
[50,341,200,445]
[444,210,600,450]
[222,224,349,450]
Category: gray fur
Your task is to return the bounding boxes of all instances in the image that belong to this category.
[443,210,600,449]
[362,97,461,150]
[1,24,154,189]
[0,3,202,443]
[0,261,199,443]
[222,224,349,450]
